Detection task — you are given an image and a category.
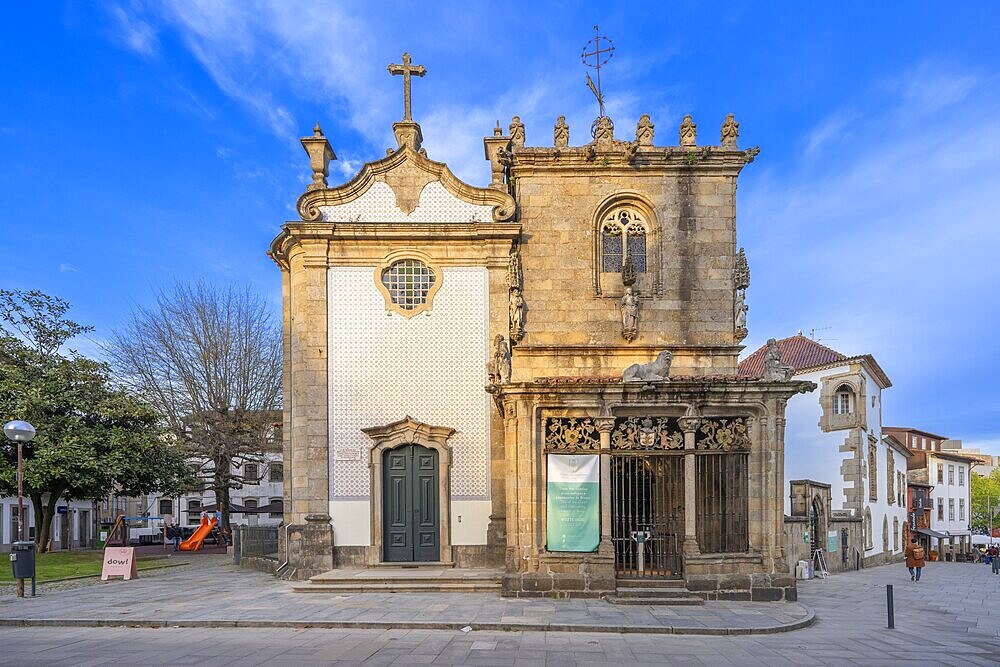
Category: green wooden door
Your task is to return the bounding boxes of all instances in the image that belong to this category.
[383,444,440,562]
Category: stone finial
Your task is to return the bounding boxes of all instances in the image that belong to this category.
[509,116,525,148]
[300,122,336,191]
[593,116,614,149]
[734,247,750,290]
[554,116,569,148]
[392,121,423,151]
[721,113,739,148]
[636,114,654,146]
[679,115,697,147]
[483,125,510,189]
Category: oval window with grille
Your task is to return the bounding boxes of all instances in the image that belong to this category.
[380,259,437,312]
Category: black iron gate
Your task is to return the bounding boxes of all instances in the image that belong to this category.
[611,453,684,578]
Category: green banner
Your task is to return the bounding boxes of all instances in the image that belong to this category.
[546,454,600,552]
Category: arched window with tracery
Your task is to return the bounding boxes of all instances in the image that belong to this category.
[601,208,648,273]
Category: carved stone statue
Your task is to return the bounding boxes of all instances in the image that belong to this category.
[492,335,511,384]
[734,290,748,329]
[621,287,639,342]
[509,116,525,148]
[507,244,522,290]
[721,113,739,148]
[509,288,525,342]
[621,254,637,287]
[763,338,794,381]
[554,116,569,148]
[679,115,697,147]
[623,350,672,382]
[636,114,654,146]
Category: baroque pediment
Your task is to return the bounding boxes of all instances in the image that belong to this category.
[296,145,515,223]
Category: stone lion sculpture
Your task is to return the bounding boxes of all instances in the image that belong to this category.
[623,350,673,382]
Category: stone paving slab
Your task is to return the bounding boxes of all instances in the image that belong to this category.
[0,555,812,635]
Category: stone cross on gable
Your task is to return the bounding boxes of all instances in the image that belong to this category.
[388,52,426,122]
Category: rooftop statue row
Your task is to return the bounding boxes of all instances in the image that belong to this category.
[488,112,744,150]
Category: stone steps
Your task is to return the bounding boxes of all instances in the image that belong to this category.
[608,578,705,605]
[292,567,503,594]
[293,581,502,593]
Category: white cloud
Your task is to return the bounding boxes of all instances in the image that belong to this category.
[109,3,159,57]
[59,263,79,274]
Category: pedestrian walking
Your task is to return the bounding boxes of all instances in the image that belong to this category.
[987,544,1000,574]
[904,537,926,581]
[172,523,182,551]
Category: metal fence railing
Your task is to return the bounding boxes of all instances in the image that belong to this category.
[237,525,279,561]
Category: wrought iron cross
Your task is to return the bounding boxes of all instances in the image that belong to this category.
[581,26,615,118]
[388,52,426,122]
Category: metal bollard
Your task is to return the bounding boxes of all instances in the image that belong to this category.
[886,584,894,629]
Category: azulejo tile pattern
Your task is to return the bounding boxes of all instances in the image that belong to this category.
[328,266,490,499]
[319,181,495,223]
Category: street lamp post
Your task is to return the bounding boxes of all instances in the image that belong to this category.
[3,420,36,599]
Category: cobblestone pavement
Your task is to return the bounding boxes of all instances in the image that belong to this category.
[0,556,809,633]
[1,558,998,665]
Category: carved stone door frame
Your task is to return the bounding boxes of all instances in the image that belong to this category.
[363,416,455,565]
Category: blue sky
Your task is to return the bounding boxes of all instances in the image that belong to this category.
[2,2,999,455]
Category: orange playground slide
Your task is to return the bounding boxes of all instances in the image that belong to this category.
[179,518,218,551]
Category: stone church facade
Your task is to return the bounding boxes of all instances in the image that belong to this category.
[269,56,813,601]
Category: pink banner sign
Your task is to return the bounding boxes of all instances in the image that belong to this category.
[101,547,138,581]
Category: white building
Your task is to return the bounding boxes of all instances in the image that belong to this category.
[147,453,284,529]
[741,334,909,567]
[885,427,979,557]
[1,496,97,552]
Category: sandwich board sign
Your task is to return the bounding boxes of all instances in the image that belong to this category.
[101,547,138,580]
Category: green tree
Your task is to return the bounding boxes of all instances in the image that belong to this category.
[0,290,191,551]
[971,469,1000,532]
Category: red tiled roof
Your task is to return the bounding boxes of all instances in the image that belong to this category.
[738,334,846,378]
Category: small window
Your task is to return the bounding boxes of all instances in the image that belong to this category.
[381,259,436,311]
[948,465,955,485]
[833,384,854,415]
[959,498,966,521]
[269,463,283,483]
[269,497,283,519]
[937,464,944,484]
[948,498,955,521]
[601,208,648,273]
[958,467,965,486]
[937,498,944,521]
[244,463,260,482]
[158,499,173,517]
[187,499,202,525]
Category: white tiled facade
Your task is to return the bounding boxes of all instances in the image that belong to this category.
[328,266,490,499]
[927,453,973,542]
[319,181,495,224]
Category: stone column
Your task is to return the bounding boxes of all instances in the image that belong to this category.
[679,415,702,557]
[286,239,334,577]
[595,418,616,557]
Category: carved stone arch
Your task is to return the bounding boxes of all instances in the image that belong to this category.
[363,416,456,565]
[591,191,661,297]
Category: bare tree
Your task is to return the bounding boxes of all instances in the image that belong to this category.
[107,282,282,531]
